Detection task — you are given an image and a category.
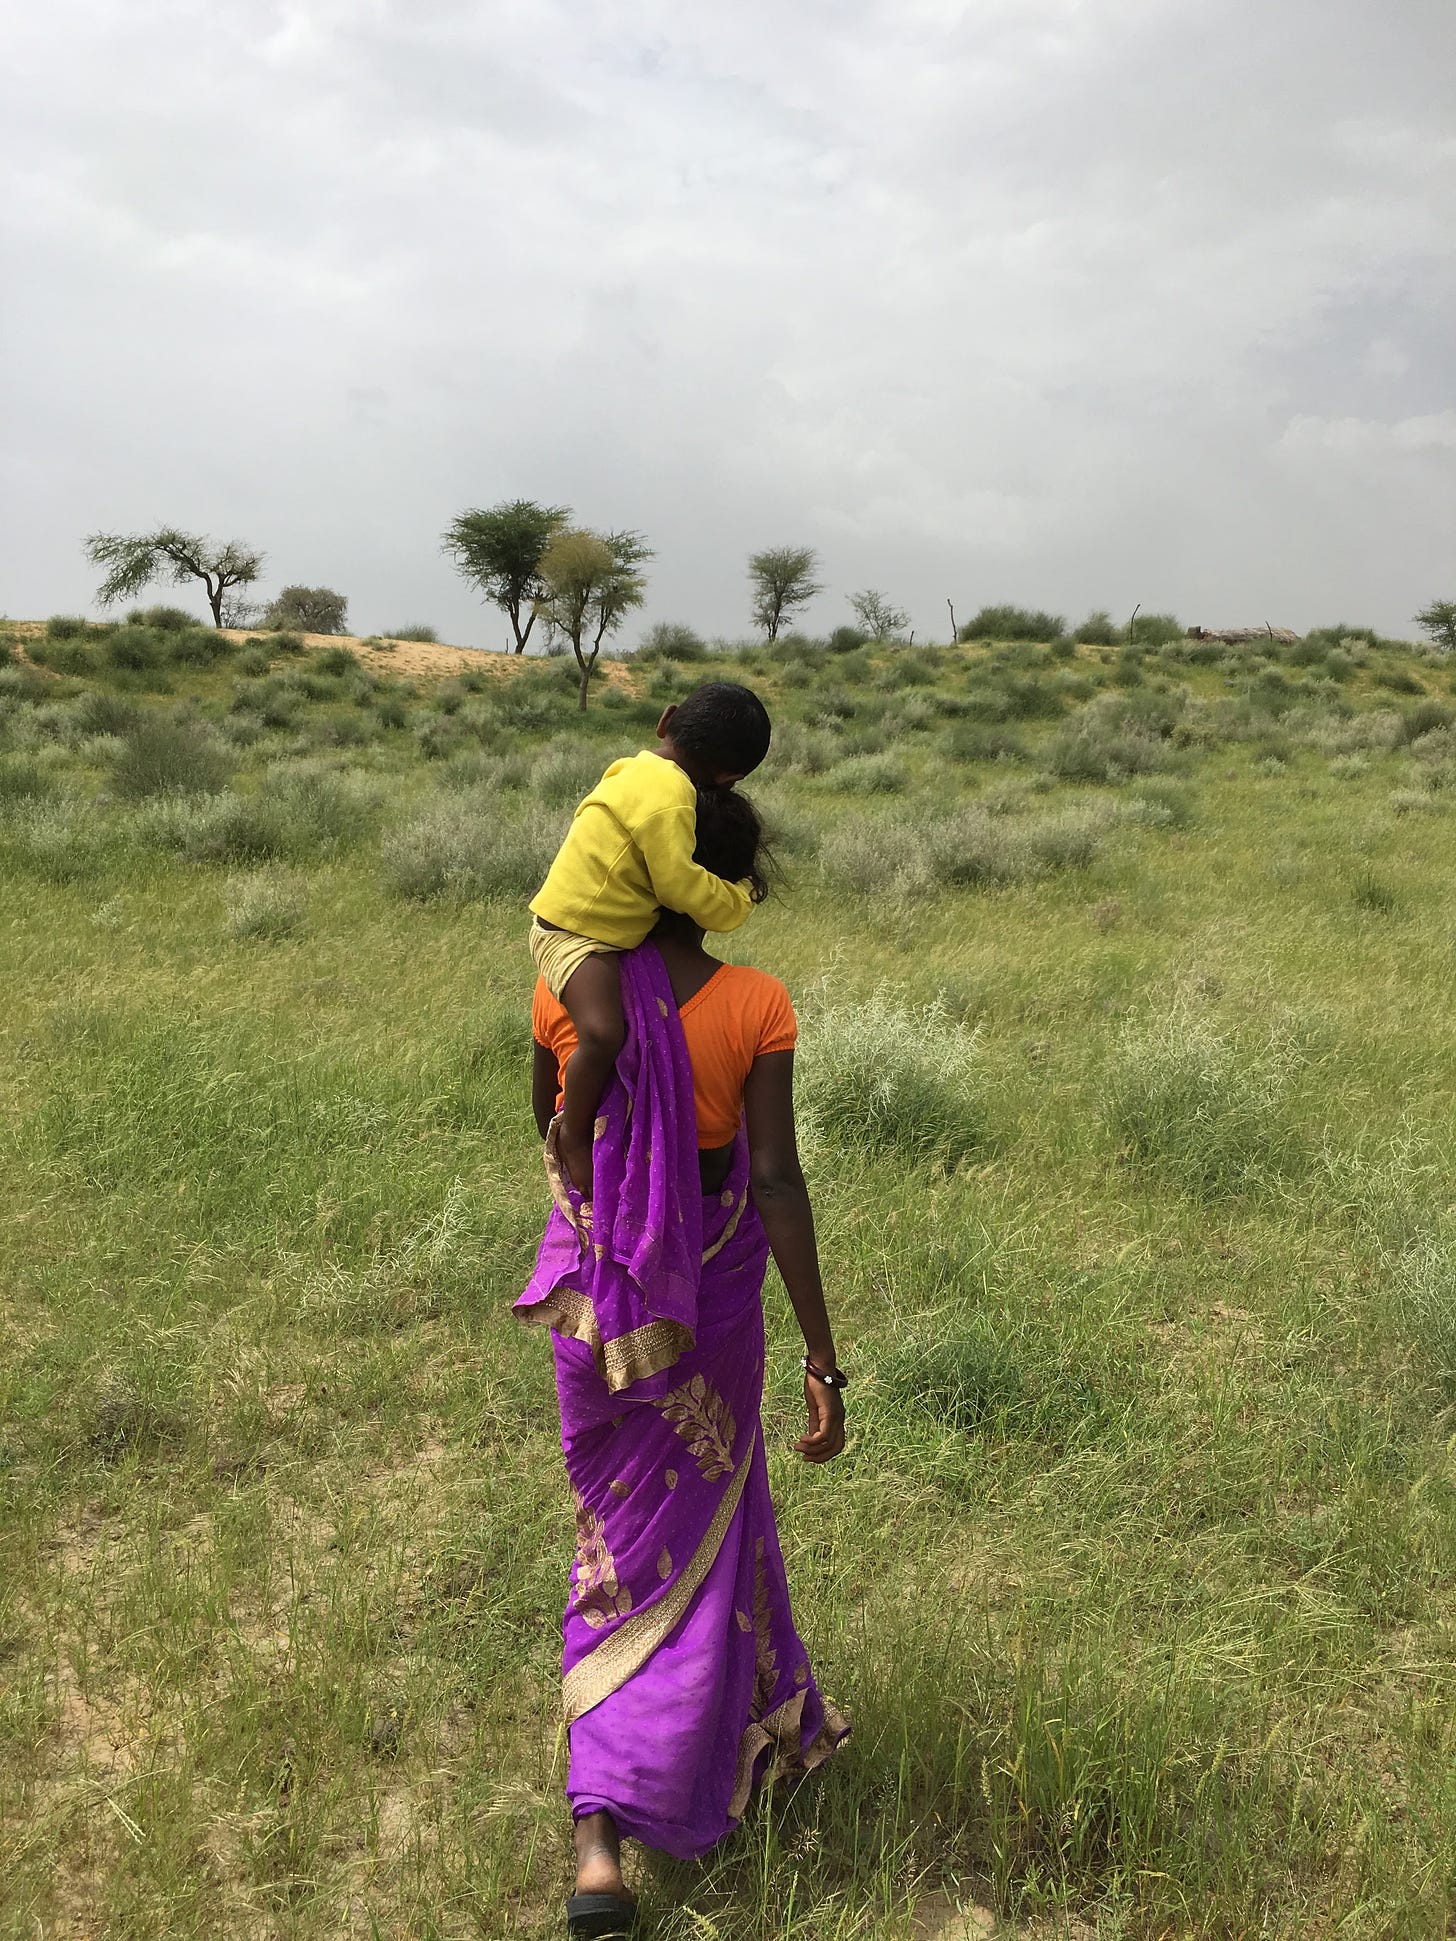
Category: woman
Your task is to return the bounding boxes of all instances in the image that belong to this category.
[516,788,849,1938]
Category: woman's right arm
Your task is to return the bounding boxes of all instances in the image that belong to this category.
[742,1049,845,1463]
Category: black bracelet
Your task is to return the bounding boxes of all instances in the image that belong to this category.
[802,1356,849,1391]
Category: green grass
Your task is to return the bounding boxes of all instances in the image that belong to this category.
[3,626,1456,1936]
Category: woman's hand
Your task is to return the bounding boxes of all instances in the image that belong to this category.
[795,1373,846,1463]
[560,1129,595,1201]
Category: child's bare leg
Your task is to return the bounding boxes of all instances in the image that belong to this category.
[557,954,624,1198]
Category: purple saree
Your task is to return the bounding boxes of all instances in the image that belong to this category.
[515,943,847,1859]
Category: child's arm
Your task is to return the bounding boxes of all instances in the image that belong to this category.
[635,803,753,931]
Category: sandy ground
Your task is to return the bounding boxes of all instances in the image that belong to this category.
[10,619,637,686]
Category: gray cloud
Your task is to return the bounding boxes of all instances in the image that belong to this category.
[3,0,1452,643]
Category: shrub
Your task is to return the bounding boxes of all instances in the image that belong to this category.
[943,722,1027,765]
[960,604,1065,643]
[263,760,380,851]
[71,691,142,739]
[0,756,59,805]
[797,990,989,1168]
[380,625,439,643]
[927,804,1104,885]
[1304,623,1381,651]
[769,723,842,777]
[1373,664,1422,696]
[45,614,92,639]
[1103,1005,1296,1195]
[108,714,231,799]
[263,586,349,635]
[166,626,235,667]
[236,646,271,677]
[1073,611,1122,646]
[224,871,306,942]
[106,626,164,671]
[382,796,561,902]
[636,622,708,663]
[129,605,198,633]
[316,645,358,676]
[1400,699,1452,741]
[270,632,306,656]
[141,791,292,866]
[828,625,868,654]
[823,752,909,794]
[530,741,603,805]
[1126,612,1183,647]
[1047,718,1169,782]
[4,798,108,882]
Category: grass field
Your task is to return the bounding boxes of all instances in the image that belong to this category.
[4,610,1456,1938]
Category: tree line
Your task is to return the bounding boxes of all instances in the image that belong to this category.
[81,514,1456,713]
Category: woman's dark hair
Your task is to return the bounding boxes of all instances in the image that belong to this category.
[692,786,773,904]
[669,682,772,777]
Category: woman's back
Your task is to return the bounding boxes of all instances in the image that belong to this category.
[533,960,796,1149]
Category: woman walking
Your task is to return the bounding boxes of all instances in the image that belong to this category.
[516,789,848,1937]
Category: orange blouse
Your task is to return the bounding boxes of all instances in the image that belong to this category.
[533,963,797,1149]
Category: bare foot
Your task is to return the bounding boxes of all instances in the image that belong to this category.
[573,1810,630,1902]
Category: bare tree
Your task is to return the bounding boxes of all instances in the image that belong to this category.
[86,528,265,629]
[442,499,571,652]
[748,546,822,642]
[848,588,910,641]
[537,528,652,710]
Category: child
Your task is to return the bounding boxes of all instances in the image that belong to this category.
[529,681,772,1200]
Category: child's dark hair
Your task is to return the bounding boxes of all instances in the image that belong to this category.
[670,682,772,777]
[693,786,773,904]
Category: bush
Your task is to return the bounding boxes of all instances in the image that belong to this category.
[71,691,142,739]
[263,760,380,851]
[236,646,271,677]
[797,991,989,1168]
[27,638,96,676]
[769,723,842,777]
[943,722,1027,765]
[1126,612,1183,647]
[960,605,1065,643]
[4,797,108,881]
[927,805,1104,885]
[380,625,439,643]
[108,714,231,799]
[822,752,909,794]
[224,871,306,942]
[1103,1005,1296,1195]
[1073,610,1122,646]
[45,614,92,639]
[0,756,59,805]
[636,622,708,663]
[270,632,306,656]
[141,791,292,865]
[166,626,235,667]
[828,625,868,654]
[129,605,198,633]
[1046,692,1180,782]
[316,645,358,677]
[106,626,164,671]
[382,796,561,902]
[263,586,349,635]
[529,741,603,806]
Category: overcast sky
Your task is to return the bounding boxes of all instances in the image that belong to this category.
[3,0,1453,647]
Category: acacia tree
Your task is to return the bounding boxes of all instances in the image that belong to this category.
[442,499,570,652]
[849,588,910,640]
[748,545,822,642]
[86,528,265,629]
[537,527,651,711]
[263,585,349,634]
[1414,599,1456,653]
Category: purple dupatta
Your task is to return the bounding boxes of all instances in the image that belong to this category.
[514,943,847,1858]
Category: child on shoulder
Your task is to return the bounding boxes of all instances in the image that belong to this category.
[528,680,773,1200]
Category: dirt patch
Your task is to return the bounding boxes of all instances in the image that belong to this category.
[909,1892,1000,1938]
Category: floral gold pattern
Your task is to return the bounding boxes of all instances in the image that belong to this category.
[728,1689,850,1820]
[657,1547,673,1580]
[563,1431,756,1723]
[658,1372,737,1481]
[571,1499,633,1631]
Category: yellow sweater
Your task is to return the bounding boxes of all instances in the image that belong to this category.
[529,751,753,948]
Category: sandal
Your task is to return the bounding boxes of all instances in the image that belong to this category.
[565,1892,639,1937]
